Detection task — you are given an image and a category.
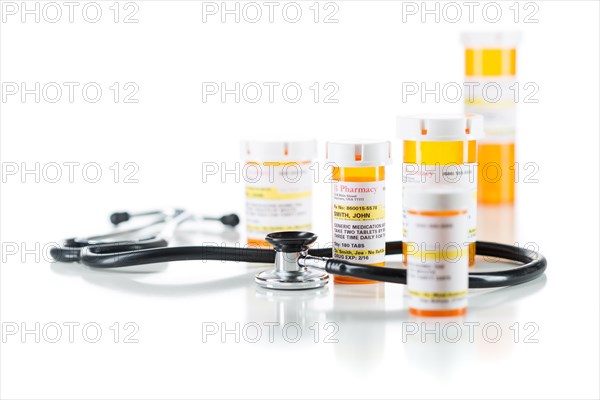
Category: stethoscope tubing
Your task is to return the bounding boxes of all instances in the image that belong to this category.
[50,239,546,289]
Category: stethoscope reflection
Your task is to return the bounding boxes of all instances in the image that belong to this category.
[52,249,545,372]
[50,261,257,297]
[247,267,545,371]
[251,286,331,345]
[247,282,393,365]
[49,227,247,297]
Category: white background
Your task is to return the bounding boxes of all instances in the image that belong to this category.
[1,1,599,399]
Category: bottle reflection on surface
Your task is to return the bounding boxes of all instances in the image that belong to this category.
[331,284,387,369]
[477,204,515,244]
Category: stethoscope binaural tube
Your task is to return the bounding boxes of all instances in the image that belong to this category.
[50,210,240,264]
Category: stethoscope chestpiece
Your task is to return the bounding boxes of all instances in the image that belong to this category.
[255,231,329,290]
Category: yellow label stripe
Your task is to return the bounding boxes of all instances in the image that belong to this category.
[465,99,516,108]
[333,204,385,221]
[247,224,312,232]
[246,187,311,200]
[334,248,385,256]
[408,290,467,299]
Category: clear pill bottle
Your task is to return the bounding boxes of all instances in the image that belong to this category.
[462,31,520,204]
[326,140,392,284]
[403,186,470,317]
[397,114,482,266]
[241,139,317,248]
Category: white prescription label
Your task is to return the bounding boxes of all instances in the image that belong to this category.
[245,163,312,241]
[332,180,386,264]
[402,163,477,242]
[465,77,516,140]
[405,212,469,311]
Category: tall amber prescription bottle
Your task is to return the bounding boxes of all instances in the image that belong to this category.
[462,32,521,204]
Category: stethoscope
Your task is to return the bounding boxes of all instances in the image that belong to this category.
[50,208,547,290]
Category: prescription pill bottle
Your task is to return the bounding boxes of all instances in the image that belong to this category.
[326,140,392,284]
[397,114,482,267]
[404,186,470,317]
[241,139,317,248]
[462,32,521,204]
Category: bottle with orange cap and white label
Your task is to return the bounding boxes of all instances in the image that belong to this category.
[404,186,470,317]
[326,140,392,284]
[397,114,483,266]
[241,139,317,248]
[461,31,521,204]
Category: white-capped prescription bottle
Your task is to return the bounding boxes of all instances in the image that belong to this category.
[397,114,482,266]
[462,32,521,204]
[241,139,317,248]
[403,186,470,317]
[326,140,392,284]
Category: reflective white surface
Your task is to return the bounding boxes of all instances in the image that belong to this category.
[1,1,599,398]
[1,206,597,398]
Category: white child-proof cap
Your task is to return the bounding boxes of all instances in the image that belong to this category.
[404,186,471,212]
[326,139,392,167]
[461,31,521,49]
[241,139,317,162]
[396,114,483,142]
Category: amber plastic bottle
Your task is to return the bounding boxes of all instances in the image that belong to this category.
[462,32,520,204]
[326,140,391,284]
[397,114,483,267]
[241,139,316,248]
[404,186,470,317]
